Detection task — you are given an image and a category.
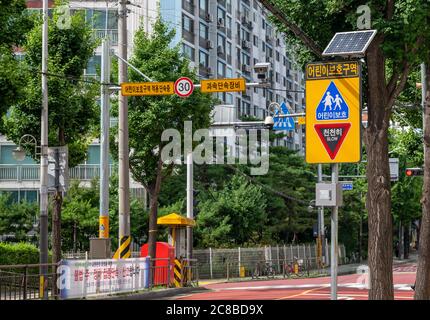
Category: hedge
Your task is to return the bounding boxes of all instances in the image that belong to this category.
[0,242,41,265]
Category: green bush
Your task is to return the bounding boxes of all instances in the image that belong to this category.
[0,242,40,265]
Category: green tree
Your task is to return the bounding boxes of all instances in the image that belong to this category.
[194,174,267,247]
[260,0,430,299]
[3,5,99,264]
[0,0,32,123]
[0,194,38,243]
[110,19,216,260]
[255,147,315,244]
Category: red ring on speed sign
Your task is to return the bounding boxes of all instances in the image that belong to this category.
[174,77,194,98]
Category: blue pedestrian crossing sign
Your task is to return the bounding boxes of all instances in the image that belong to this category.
[273,102,295,131]
[316,81,349,121]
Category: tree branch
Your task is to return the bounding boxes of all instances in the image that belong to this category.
[385,61,410,121]
[386,0,395,20]
[386,36,424,111]
[259,0,323,58]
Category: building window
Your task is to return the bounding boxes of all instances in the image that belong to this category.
[199,50,208,67]
[217,61,226,77]
[226,93,233,104]
[217,7,226,22]
[183,44,195,61]
[276,51,280,61]
[217,34,226,51]
[253,35,258,47]
[199,23,208,39]
[182,14,194,33]
[199,0,208,12]
[86,55,101,75]
[226,67,233,78]
[86,9,118,30]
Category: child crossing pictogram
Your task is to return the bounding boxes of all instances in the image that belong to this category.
[316,81,349,121]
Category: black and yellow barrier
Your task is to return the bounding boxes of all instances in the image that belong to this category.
[113,236,131,259]
[173,259,183,287]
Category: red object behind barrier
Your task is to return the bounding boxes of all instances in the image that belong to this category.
[141,242,174,286]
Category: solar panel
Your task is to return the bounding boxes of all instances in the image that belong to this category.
[322,30,377,57]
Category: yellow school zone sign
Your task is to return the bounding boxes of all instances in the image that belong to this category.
[305,61,361,164]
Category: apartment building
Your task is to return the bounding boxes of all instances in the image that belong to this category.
[0,0,305,200]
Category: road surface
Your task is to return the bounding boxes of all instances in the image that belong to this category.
[173,263,416,300]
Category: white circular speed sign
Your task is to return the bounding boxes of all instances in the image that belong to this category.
[174,77,194,98]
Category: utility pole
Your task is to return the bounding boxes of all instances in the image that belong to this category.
[99,39,111,240]
[186,152,193,259]
[317,164,325,266]
[331,163,339,300]
[118,0,131,259]
[39,0,49,300]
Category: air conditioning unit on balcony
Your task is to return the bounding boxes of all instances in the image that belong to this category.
[242,64,251,73]
[217,45,225,55]
[205,13,213,22]
[242,40,251,50]
[217,18,225,27]
[206,40,214,49]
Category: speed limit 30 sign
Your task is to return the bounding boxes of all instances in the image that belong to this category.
[174,77,194,98]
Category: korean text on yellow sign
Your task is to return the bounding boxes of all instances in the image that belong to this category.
[305,61,361,164]
[200,78,246,93]
[121,82,175,96]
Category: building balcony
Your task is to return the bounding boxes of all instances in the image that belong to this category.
[0,164,117,182]
[93,29,118,45]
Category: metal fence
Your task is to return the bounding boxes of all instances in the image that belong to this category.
[0,263,59,300]
[0,258,198,300]
[193,243,346,280]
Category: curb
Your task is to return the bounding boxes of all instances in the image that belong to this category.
[94,286,209,300]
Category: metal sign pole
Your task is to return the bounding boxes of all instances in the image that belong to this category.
[186,152,193,259]
[331,163,339,300]
[318,164,325,267]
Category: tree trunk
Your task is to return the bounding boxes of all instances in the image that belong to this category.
[365,37,394,300]
[73,221,77,253]
[147,159,164,262]
[415,62,430,300]
[52,192,63,263]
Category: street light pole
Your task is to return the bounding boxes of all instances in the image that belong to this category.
[99,38,110,239]
[118,0,131,259]
[39,0,49,300]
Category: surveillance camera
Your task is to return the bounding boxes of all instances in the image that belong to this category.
[264,115,274,129]
[254,62,271,76]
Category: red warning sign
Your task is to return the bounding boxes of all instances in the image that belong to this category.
[314,123,351,160]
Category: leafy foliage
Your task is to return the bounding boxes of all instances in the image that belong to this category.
[0,242,41,265]
[3,6,99,166]
[110,19,216,188]
[194,174,267,247]
[0,194,38,243]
